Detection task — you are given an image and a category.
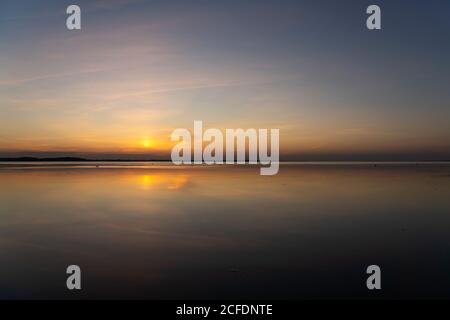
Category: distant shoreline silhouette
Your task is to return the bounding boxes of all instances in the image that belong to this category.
[0,157,168,162]
[0,157,449,163]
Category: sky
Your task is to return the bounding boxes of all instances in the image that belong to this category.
[0,0,449,160]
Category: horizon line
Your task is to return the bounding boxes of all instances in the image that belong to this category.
[1,156,450,163]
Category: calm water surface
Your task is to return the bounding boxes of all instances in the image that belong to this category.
[0,163,450,299]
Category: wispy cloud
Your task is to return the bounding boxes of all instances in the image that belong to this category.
[0,67,114,87]
[89,0,147,11]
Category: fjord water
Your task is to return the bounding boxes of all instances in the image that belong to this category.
[0,163,450,299]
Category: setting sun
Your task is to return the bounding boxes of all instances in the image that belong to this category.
[142,139,153,148]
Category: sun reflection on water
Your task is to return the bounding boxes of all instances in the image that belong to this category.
[138,174,189,190]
